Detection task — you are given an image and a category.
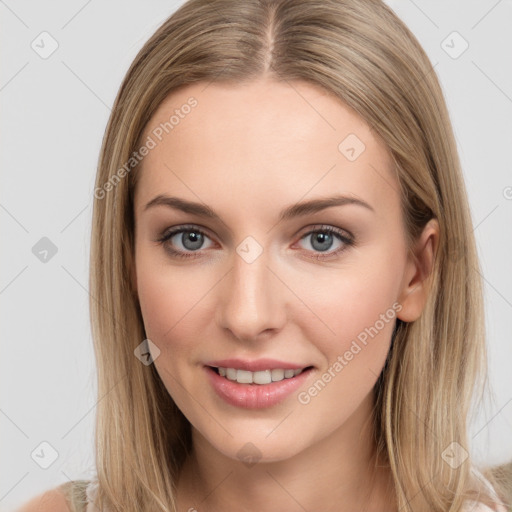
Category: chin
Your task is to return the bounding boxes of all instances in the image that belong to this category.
[204,428,311,466]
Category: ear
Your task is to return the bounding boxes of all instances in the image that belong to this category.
[397,218,440,323]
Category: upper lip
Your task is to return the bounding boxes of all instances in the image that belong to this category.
[205,358,311,372]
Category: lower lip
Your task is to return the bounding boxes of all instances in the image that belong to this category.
[204,366,313,409]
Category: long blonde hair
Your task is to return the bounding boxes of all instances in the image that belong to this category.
[88,0,509,510]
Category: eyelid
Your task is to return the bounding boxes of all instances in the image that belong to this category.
[157,223,214,242]
[296,223,353,241]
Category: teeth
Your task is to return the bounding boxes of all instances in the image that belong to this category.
[253,370,272,385]
[237,370,253,384]
[271,368,284,381]
[216,367,305,384]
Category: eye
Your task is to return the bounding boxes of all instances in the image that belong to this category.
[296,225,354,259]
[156,223,355,261]
[157,225,214,259]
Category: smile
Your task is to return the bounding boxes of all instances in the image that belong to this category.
[212,366,306,384]
[204,360,315,409]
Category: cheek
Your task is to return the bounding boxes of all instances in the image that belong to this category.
[136,269,176,341]
[295,247,404,368]
[135,250,215,357]
[292,256,402,430]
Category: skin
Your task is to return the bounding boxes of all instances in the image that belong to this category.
[132,79,439,511]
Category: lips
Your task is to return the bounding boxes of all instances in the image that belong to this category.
[204,359,315,409]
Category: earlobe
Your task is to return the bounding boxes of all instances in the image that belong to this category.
[397,218,440,323]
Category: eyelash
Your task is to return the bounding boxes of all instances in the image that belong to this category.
[156,224,355,261]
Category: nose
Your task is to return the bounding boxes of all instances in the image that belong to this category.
[216,245,287,343]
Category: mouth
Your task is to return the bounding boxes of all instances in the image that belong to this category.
[208,365,314,385]
[204,362,315,409]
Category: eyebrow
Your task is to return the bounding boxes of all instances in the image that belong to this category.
[144,194,374,222]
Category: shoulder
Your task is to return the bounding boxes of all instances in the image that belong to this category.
[16,486,71,512]
[16,479,93,512]
[466,465,510,512]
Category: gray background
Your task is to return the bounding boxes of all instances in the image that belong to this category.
[1,0,511,510]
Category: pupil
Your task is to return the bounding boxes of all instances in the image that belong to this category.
[312,232,333,252]
[183,231,203,250]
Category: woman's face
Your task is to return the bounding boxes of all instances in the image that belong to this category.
[133,79,432,463]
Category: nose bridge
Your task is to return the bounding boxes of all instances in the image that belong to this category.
[216,237,284,341]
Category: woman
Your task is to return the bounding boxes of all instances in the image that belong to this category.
[18,0,511,510]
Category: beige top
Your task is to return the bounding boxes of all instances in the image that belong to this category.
[58,478,99,512]
[60,469,507,512]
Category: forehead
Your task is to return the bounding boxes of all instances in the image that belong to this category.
[134,79,399,218]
